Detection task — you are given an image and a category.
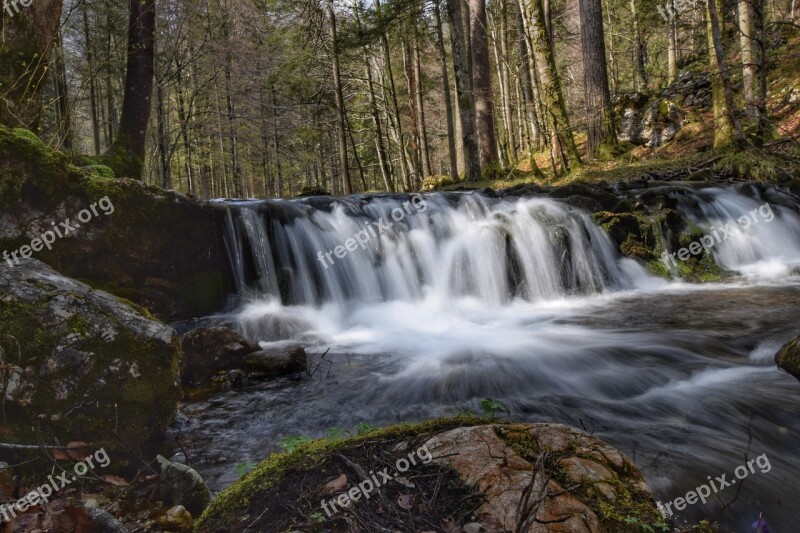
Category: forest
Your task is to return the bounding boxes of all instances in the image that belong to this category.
[1,0,800,531]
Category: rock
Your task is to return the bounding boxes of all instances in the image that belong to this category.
[298,186,331,197]
[157,455,212,515]
[776,336,800,383]
[0,259,180,456]
[158,505,194,531]
[180,327,260,385]
[244,345,307,377]
[198,420,661,532]
[0,126,231,320]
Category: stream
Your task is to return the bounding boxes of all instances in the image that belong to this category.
[172,186,800,531]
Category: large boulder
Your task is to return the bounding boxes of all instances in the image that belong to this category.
[0,259,181,456]
[197,419,662,532]
[776,336,800,383]
[0,126,232,319]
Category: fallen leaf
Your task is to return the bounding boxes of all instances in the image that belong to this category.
[392,475,415,488]
[102,475,128,486]
[66,442,90,461]
[322,474,348,495]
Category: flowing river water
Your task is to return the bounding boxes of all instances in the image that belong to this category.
[172,186,800,531]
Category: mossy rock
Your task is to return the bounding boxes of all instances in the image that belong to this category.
[197,418,664,532]
[776,336,800,383]
[0,259,181,473]
[11,128,44,147]
[421,175,456,191]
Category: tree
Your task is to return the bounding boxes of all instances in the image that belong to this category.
[470,0,499,170]
[578,0,616,158]
[0,0,63,130]
[105,0,156,180]
[707,0,745,149]
[446,0,480,181]
[327,0,353,195]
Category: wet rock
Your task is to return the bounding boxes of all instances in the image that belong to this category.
[776,336,800,383]
[180,327,260,385]
[0,258,180,457]
[244,345,307,378]
[158,455,212,515]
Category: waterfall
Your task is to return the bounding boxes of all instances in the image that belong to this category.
[218,192,645,309]
[673,186,800,278]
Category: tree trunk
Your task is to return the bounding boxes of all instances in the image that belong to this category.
[446,0,481,181]
[271,86,284,198]
[413,27,433,179]
[707,0,745,149]
[83,5,102,155]
[326,0,353,195]
[470,0,499,170]
[739,0,756,124]
[0,0,63,129]
[402,36,423,181]
[366,52,394,192]
[518,0,582,171]
[156,83,171,189]
[434,0,460,181]
[106,0,156,180]
[54,31,73,150]
[497,0,517,163]
[578,0,616,158]
[377,0,412,190]
[630,0,648,91]
[752,0,769,144]
[668,0,679,83]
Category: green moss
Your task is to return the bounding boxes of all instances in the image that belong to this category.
[498,428,664,532]
[11,128,44,147]
[713,150,782,181]
[85,165,116,180]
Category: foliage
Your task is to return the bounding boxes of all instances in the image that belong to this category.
[480,398,510,421]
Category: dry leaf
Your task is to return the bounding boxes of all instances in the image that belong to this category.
[441,519,463,533]
[102,475,128,487]
[322,473,348,495]
[66,442,90,461]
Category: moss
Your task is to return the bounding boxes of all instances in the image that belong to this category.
[11,128,44,147]
[421,175,457,191]
[713,150,787,181]
[85,165,116,180]
[498,428,665,532]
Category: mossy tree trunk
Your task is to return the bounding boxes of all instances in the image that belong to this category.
[518,0,582,172]
[0,0,63,131]
[707,0,746,149]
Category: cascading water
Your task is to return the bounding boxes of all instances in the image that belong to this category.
[673,186,800,277]
[179,186,800,530]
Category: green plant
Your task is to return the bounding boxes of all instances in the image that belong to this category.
[480,398,510,421]
[355,422,377,435]
[278,435,312,453]
[308,511,326,523]
[235,461,257,479]
[325,427,346,441]
[623,516,670,532]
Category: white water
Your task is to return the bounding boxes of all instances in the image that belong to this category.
[682,187,800,278]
